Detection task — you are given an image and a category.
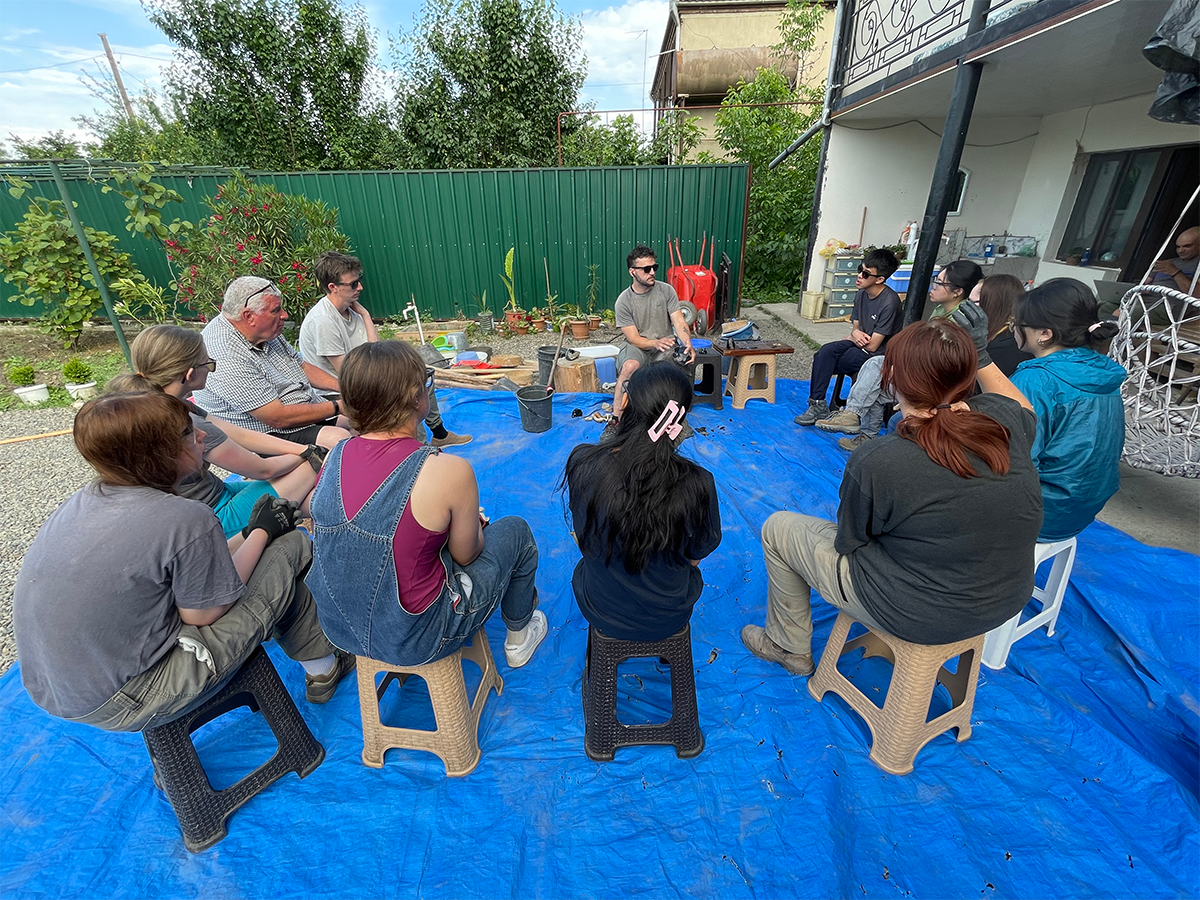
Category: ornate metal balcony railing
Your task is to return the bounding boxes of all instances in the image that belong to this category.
[840,0,1033,94]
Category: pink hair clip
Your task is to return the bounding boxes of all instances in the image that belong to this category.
[648,400,686,443]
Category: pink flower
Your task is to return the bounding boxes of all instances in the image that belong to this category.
[251,253,263,265]
[214,215,223,221]
[261,204,269,210]
[237,243,245,251]
[198,312,207,322]
[279,275,289,285]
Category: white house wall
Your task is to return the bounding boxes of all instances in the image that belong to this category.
[805,116,1037,292]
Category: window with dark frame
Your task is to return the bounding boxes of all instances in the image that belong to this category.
[1057,149,1168,267]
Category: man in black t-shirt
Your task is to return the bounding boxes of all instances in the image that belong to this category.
[796,249,901,426]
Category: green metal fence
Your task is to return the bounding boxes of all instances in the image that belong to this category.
[0,165,749,321]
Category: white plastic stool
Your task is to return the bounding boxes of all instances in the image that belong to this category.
[982,537,1077,669]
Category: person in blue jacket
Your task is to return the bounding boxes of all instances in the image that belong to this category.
[1010,278,1125,541]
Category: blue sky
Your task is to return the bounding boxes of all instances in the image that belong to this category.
[0,0,667,150]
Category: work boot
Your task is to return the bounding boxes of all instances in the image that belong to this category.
[305,650,357,704]
[838,433,875,453]
[793,399,829,426]
[740,625,814,676]
[816,409,861,434]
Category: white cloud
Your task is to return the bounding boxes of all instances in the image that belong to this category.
[577,0,668,131]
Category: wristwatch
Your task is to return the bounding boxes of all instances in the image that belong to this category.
[331,398,340,418]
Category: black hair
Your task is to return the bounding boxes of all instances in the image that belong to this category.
[939,259,983,298]
[562,363,713,574]
[863,248,900,279]
[627,245,656,269]
[1014,278,1119,348]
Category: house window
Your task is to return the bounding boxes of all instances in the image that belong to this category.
[947,168,969,217]
[1057,149,1165,266]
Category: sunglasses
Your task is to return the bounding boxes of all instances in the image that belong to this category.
[632,264,659,274]
[425,367,435,388]
[242,282,280,309]
[195,358,217,374]
[931,279,953,289]
[182,423,195,440]
[338,278,363,289]
[858,265,882,278]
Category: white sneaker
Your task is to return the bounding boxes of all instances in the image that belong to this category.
[504,610,548,668]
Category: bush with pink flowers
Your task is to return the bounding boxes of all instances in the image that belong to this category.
[176,172,351,321]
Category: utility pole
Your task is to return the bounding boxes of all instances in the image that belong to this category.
[99,33,136,123]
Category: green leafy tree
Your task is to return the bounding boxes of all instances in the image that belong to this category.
[6,130,94,160]
[175,172,351,320]
[145,0,402,170]
[0,179,144,347]
[701,67,820,292]
[75,81,213,166]
[561,111,702,166]
[394,0,587,168]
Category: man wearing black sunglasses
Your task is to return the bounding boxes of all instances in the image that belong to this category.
[613,244,695,416]
[298,251,471,449]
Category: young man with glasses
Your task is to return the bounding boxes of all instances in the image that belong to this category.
[299,251,471,449]
[795,248,901,427]
[612,245,695,417]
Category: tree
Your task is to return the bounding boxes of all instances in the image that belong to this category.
[144,0,402,170]
[702,68,820,292]
[394,0,587,168]
[6,130,93,160]
[561,111,702,167]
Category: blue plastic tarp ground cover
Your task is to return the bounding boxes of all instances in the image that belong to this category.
[1,379,1197,899]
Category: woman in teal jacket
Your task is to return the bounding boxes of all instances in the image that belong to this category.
[1011,278,1125,541]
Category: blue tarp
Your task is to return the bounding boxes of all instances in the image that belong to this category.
[2,380,1197,898]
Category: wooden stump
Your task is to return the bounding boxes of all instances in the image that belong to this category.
[554,358,601,393]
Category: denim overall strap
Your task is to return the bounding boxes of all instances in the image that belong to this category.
[306,440,449,662]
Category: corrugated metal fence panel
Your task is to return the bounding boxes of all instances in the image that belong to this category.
[0,166,749,321]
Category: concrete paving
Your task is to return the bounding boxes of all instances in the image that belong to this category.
[758,303,1199,555]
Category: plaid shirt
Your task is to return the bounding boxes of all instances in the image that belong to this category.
[192,315,323,434]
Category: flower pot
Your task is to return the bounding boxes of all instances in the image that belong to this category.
[477,312,495,333]
[65,381,98,400]
[504,310,525,326]
[513,323,530,335]
[14,384,49,405]
[530,318,546,333]
[569,320,590,340]
[588,315,601,331]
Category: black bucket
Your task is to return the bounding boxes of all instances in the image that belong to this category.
[516,385,553,433]
[536,345,570,386]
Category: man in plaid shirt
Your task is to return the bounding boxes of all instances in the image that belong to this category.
[193,276,353,450]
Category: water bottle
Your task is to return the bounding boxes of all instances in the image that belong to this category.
[1080,247,1092,267]
[984,241,994,260]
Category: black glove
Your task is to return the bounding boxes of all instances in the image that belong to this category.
[951,299,993,369]
[241,495,300,542]
[300,443,328,473]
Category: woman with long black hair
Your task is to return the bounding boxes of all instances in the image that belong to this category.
[565,363,721,642]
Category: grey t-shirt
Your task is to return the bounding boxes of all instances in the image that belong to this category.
[298,296,369,380]
[178,400,230,508]
[835,393,1044,644]
[13,485,245,719]
[614,281,681,341]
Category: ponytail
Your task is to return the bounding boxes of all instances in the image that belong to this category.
[897,407,1011,478]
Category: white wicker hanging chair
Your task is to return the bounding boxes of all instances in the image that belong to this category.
[1110,282,1200,477]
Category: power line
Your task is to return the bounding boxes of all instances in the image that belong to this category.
[0,55,102,74]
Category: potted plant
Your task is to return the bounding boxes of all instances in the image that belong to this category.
[584,263,603,330]
[566,305,590,339]
[513,314,530,336]
[473,291,494,333]
[7,361,48,404]
[500,248,524,325]
[528,306,546,333]
[62,357,97,400]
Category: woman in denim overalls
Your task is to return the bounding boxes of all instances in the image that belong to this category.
[306,341,548,668]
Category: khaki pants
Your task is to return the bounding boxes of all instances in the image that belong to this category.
[762,512,885,659]
[68,531,335,733]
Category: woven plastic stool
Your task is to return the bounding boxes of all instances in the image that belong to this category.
[142,644,325,853]
[689,346,724,410]
[982,537,1078,669]
[582,624,703,761]
[724,354,776,408]
[808,612,984,775]
[356,629,503,776]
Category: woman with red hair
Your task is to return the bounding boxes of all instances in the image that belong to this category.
[742,316,1045,675]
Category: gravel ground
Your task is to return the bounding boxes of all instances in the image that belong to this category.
[0,310,812,676]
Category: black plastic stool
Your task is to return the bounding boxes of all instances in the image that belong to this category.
[581,624,704,761]
[690,346,723,410]
[143,644,325,852]
[831,372,854,409]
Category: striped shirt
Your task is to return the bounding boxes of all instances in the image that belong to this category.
[192,314,323,434]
